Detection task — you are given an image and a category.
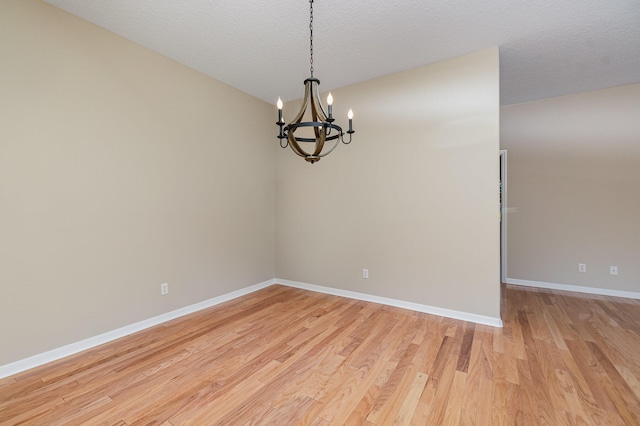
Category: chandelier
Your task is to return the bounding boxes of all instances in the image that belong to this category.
[276,0,354,164]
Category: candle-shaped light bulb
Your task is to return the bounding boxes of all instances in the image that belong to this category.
[348,109,353,133]
[277,97,283,123]
[327,93,333,119]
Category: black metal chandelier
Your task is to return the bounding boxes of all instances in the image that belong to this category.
[276,0,354,164]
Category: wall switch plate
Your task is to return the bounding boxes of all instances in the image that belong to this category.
[362,269,369,279]
[610,266,618,275]
[578,263,586,272]
[161,283,169,295]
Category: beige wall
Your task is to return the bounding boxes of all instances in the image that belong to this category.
[502,83,640,292]
[276,49,501,319]
[0,0,276,365]
[1,1,503,368]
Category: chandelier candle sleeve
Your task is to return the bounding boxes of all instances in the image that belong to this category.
[327,93,333,120]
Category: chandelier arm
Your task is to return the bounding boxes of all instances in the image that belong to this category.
[310,123,327,157]
[287,85,311,127]
[306,80,329,157]
[288,131,309,158]
[325,126,336,137]
[284,78,315,158]
[341,132,353,144]
[312,120,321,140]
[311,83,330,156]
[289,81,312,126]
[309,81,328,123]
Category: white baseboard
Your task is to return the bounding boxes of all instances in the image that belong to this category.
[1,277,505,379]
[506,278,640,300]
[277,278,503,328]
[0,279,276,380]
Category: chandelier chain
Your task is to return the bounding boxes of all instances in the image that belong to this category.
[309,0,314,77]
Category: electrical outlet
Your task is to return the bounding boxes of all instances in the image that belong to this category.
[578,263,586,273]
[610,266,618,276]
[161,283,169,295]
[362,269,369,279]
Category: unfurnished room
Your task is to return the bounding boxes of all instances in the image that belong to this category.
[1,0,639,424]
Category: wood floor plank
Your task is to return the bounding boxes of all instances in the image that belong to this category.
[442,370,466,425]
[343,360,398,425]
[458,335,483,425]
[474,376,493,425]
[428,353,460,425]
[2,284,640,425]
[491,351,507,426]
[618,364,640,400]
[393,371,428,426]
[365,343,420,424]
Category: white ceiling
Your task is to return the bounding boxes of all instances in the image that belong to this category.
[44,0,640,106]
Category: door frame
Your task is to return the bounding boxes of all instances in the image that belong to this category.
[500,150,508,283]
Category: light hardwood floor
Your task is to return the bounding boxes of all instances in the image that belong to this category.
[1,284,640,425]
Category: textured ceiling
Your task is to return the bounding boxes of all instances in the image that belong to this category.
[43,0,640,106]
